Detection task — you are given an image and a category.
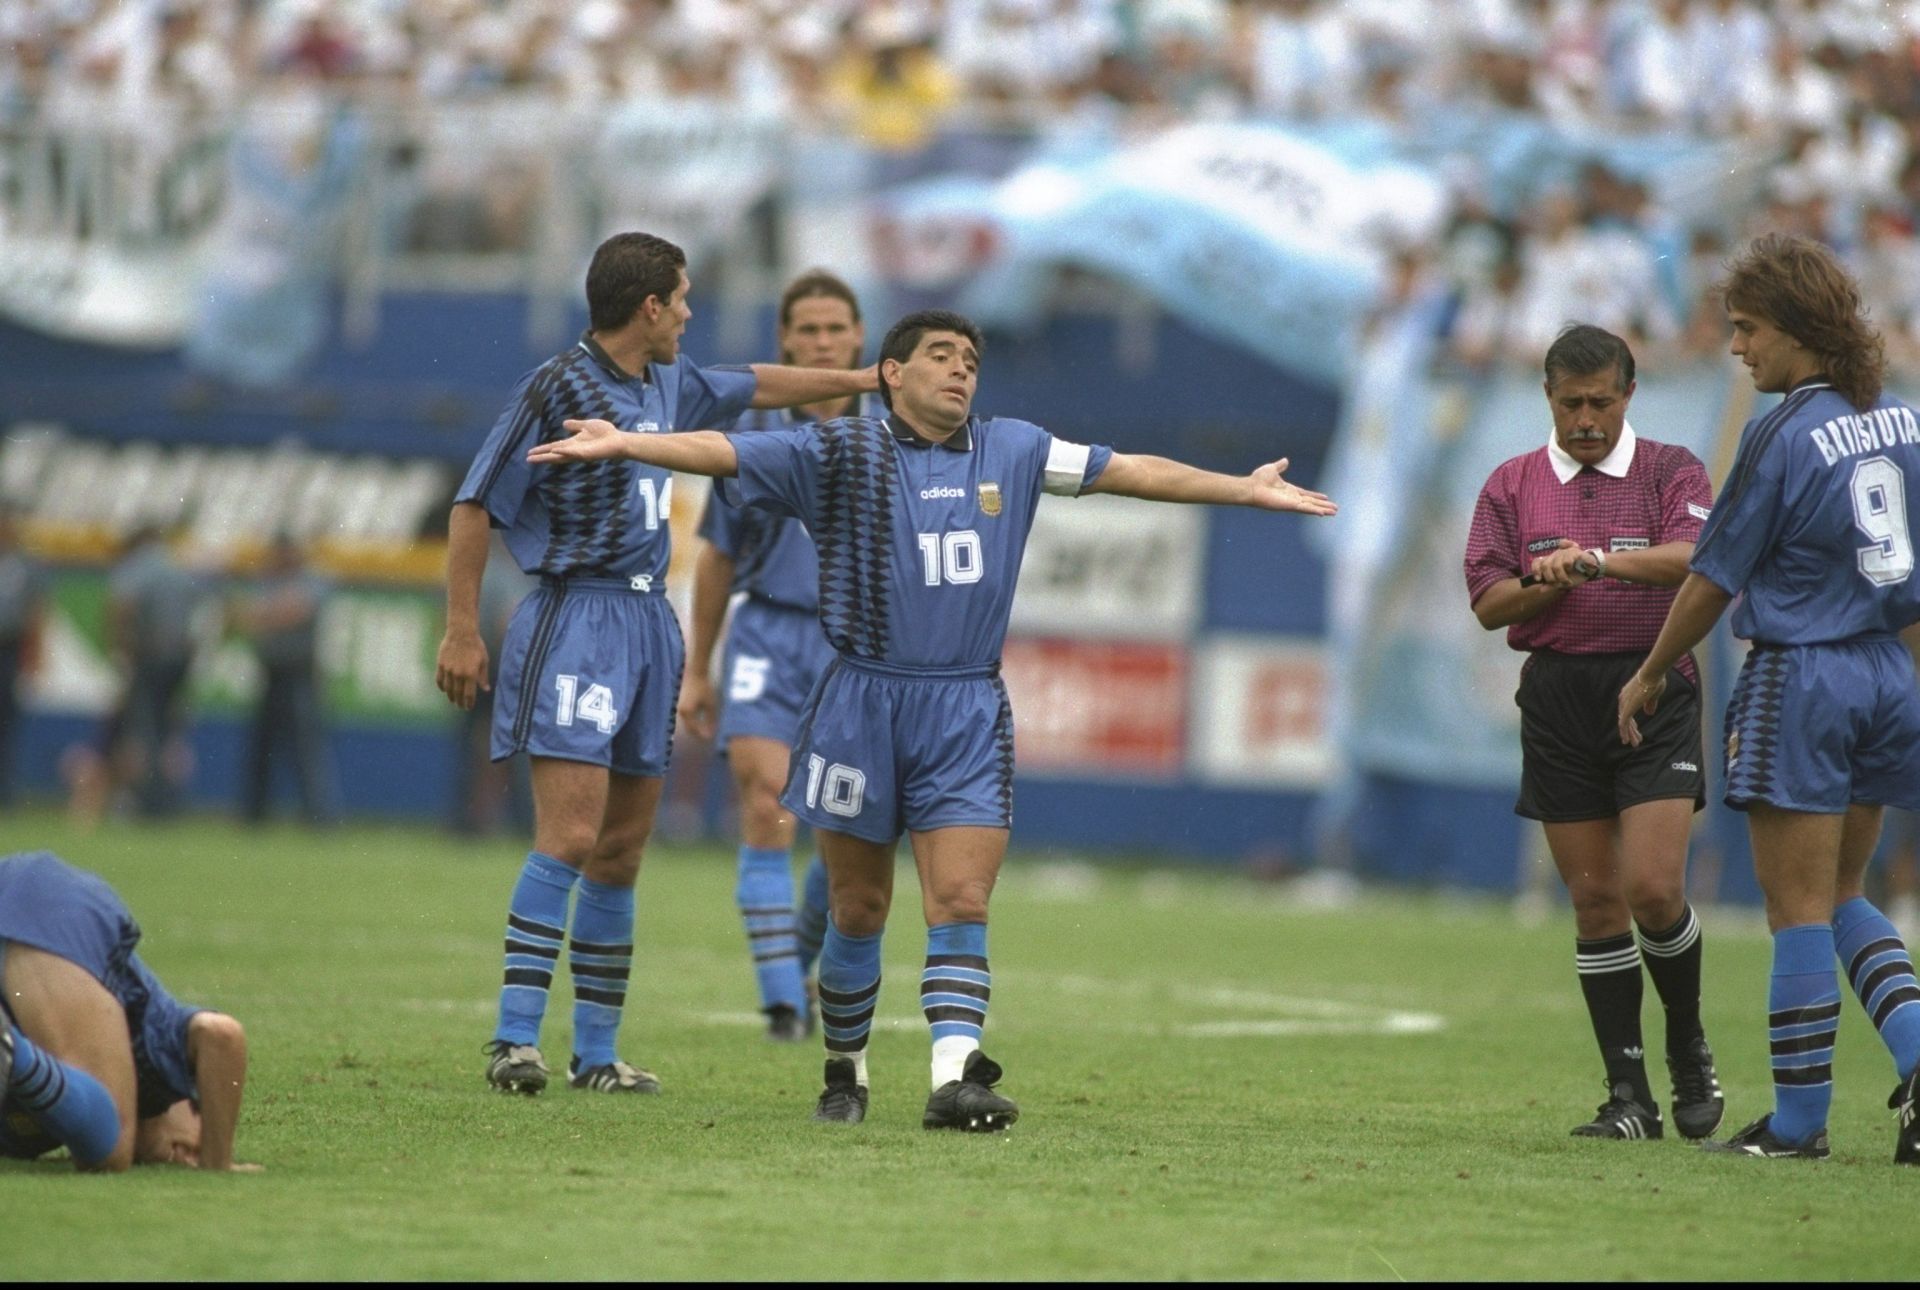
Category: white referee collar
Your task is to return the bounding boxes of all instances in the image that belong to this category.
[1548,421,1636,484]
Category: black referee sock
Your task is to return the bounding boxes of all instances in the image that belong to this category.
[1575,932,1653,1107]
[1636,904,1704,1051]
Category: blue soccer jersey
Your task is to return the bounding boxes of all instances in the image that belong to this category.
[1692,379,1920,643]
[723,414,1112,670]
[457,333,757,581]
[698,407,824,612]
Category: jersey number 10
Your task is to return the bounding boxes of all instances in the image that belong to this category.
[916,530,983,586]
[1852,456,1915,587]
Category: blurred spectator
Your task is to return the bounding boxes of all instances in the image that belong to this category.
[105,527,207,819]
[449,535,534,839]
[830,7,960,155]
[227,534,337,827]
[0,505,48,810]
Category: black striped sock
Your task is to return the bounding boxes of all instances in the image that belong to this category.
[1637,904,1704,1049]
[1576,932,1651,1104]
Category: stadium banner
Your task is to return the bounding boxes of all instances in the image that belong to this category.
[23,567,448,729]
[1186,635,1331,788]
[1000,637,1188,779]
[1010,494,1202,640]
[871,121,1447,384]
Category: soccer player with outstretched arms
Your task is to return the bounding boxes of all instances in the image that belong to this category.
[435,232,876,1097]
[1619,235,1920,1162]
[528,308,1335,1130]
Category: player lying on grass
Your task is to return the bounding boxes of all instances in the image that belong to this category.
[528,309,1335,1131]
[0,851,255,1171]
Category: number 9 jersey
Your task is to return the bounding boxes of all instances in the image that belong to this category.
[1691,378,1920,812]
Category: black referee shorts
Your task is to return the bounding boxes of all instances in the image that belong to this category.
[1515,650,1706,823]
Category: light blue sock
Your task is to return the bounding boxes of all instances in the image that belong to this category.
[497,851,578,1046]
[568,877,635,1069]
[922,921,990,1045]
[818,917,883,1060]
[794,856,830,977]
[6,1026,120,1166]
[737,845,805,1012]
[1833,896,1920,1080]
[1768,924,1840,1145]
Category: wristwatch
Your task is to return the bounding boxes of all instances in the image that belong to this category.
[1584,547,1608,579]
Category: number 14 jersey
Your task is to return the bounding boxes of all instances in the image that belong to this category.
[1692,379,1920,644]
[723,414,1112,671]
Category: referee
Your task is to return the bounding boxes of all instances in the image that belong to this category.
[1464,323,1725,1142]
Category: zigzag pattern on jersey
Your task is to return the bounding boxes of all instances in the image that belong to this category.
[532,350,627,576]
[811,420,895,658]
[991,677,1015,828]
[1725,646,1789,803]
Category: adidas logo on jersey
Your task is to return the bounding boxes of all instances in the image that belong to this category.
[920,486,967,500]
[1671,761,1698,773]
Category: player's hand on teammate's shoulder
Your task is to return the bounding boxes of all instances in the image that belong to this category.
[1530,538,1599,587]
[528,419,625,465]
[1249,458,1337,516]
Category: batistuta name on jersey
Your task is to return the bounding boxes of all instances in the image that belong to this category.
[1809,406,1920,467]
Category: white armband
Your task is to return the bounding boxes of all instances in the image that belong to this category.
[1043,438,1093,496]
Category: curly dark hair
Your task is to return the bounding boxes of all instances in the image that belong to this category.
[1718,233,1885,410]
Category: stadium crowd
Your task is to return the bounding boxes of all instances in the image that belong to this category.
[4,0,1920,369]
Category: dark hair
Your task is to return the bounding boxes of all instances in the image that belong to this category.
[1543,323,1635,391]
[585,233,687,332]
[1718,233,1885,410]
[777,270,863,366]
[876,309,984,410]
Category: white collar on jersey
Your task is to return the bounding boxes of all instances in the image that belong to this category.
[1548,420,1636,484]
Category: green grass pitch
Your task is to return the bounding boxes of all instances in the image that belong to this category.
[4,809,1917,1280]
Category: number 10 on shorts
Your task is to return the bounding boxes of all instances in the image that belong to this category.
[805,754,866,817]
[554,674,618,734]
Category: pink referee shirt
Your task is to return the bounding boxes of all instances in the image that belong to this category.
[1464,424,1714,677]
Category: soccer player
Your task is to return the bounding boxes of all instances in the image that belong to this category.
[527,309,1336,1130]
[435,233,877,1097]
[1618,234,1920,1162]
[0,851,254,1171]
[679,270,869,1042]
[1465,324,1725,1142]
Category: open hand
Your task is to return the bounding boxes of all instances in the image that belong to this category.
[527,419,627,466]
[1248,458,1337,516]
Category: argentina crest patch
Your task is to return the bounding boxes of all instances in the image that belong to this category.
[978,482,1002,517]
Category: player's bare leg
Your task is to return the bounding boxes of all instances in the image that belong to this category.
[809,829,897,1123]
[1543,818,1660,1138]
[911,825,1018,1131]
[1619,798,1722,1137]
[0,945,137,1170]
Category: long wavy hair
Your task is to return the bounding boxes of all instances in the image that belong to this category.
[1718,233,1886,409]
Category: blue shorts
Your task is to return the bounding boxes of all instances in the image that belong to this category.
[717,598,835,754]
[493,578,684,779]
[1724,638,1920,814]
[0,852,141,993]
[779,657,1015,844]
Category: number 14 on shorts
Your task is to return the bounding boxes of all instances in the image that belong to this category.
[554,674,619,734]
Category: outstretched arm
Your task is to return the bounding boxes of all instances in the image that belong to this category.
[186,1012,252,1171]
[749,363,878,410]
[527,423,741,476]
[1085,452,1337,515]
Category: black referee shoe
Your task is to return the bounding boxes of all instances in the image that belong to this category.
[1699,1113,1829,1160]
[1570,1082,1663,1140]
[813,1057,868,1125]
[1666,1035,1726,1140]
[923,1050,1019,1133]
[1892,1067,1920,1165]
